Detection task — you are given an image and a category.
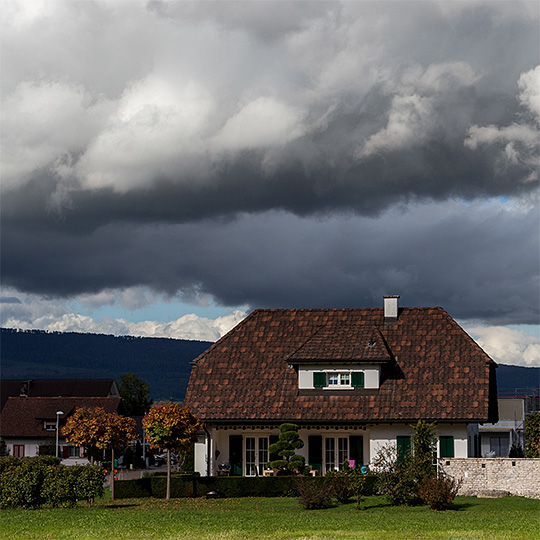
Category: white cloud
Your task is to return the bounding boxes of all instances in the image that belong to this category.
[1,80,111,187]
[0,286,247,341]
[1,304,247,342]
[357,62,478,158]
[466,325,540,367]
[212,97,306,151]
[464,65,539,182]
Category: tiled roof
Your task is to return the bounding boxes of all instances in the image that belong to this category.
[0,379,118,410]
[0,396,122,438]
[184,307,498,424]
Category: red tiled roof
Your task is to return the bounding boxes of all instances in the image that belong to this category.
[184,307,498,424]
[0,396,122,438]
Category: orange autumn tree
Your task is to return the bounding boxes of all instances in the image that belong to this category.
[99,413,138,500]
[62,407,109,464]
[143,403,200,499]
[62,407,137,500]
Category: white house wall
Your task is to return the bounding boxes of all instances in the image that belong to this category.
[369,424,469,462]
[194,423,469,477]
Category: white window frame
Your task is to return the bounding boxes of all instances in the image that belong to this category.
[324,436,349,472]
[325,371,352,389]
[245,436,269,476]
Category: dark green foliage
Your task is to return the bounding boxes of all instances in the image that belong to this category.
[525,412,540,458]
[118,373,153,415]
[0,439,9,457]
[418,473,461,510]
[411,420,437,478]
[508,443,524,458]
[116,475,314,499]
[268,423,305,473]
[0,457,104,509]
[296,477,334,509]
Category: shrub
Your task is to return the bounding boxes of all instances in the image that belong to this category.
[0,459,46,508]
[0,458,103,509]
[71,465,105,506]
[509,443,524,458]
[418,473,461,511]
[373,444,423,506]
[296,477,334,509]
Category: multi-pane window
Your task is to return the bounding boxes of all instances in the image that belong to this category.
[314,371,363,388]
[338,437,348,466]
[324,437,335,473]
[245,437,269,476]
[324,437,349,472]
[13,445,25,457]
[328,373,350,386]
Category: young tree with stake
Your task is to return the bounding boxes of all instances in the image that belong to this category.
[143,403,200,499]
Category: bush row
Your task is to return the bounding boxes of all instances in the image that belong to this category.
[0,456,104,508]
[114,473,378,499]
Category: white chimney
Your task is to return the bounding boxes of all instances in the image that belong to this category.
[383,295,400,321]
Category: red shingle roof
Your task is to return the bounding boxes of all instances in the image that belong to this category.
[184,307,498,424]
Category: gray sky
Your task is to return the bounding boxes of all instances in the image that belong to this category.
[1,1,538,365]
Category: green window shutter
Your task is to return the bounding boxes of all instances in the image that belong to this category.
[396,436,411,464]
[349,435,364,466]
[351,372,364,388]
[313,372,326,388]
[308,435,323,472]
[439,436,454,458]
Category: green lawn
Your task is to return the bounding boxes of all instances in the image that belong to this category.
[1,496,538,540]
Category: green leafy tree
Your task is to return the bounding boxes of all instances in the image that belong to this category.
[118,373,153,415]
[525,412,540,458]
[142,403,200,499]
[267,423,305,474]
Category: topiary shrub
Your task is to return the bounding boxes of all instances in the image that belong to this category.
[268,424,305,474]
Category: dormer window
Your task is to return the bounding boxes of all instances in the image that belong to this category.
[44,421,56,431]
[313,371,364,389]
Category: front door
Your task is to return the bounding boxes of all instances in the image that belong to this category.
[229,435,243,476]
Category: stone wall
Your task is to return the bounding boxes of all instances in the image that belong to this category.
[439,458,540,499]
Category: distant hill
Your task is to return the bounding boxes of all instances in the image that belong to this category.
[0,328,212,402]
[497,363,540,397]
[1,328,538,402]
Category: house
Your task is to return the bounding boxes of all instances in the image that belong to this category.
[468,396,540,457]
[184,296,498,476]
[0,378,120,411]
[0,379,122,464]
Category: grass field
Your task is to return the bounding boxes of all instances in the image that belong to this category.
[1,495,539,540]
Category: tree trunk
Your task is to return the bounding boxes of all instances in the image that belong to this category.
[111,448,115,501]
[166,448,171,500]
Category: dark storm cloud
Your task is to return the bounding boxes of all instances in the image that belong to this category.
[1,1,538,326]
[2,201,538,325]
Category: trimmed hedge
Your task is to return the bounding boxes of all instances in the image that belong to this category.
[115,474,378,499]
[0,456,104,508]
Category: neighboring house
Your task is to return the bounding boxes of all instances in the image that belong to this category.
[0,380,122,464]
[184,296,498,477]
[0,379,120,411]
[469,396,538,457]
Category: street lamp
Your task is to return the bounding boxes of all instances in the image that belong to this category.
[55,411,64,458]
